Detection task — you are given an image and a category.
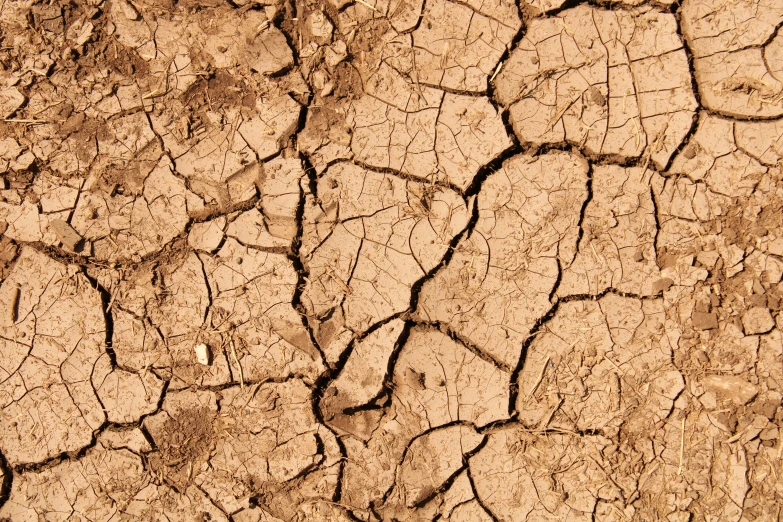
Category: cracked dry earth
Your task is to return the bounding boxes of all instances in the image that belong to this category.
[1,0,783,520]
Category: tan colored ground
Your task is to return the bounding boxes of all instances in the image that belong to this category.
[0,0,782,519]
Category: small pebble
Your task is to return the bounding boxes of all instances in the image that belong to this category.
[195,343,211,365]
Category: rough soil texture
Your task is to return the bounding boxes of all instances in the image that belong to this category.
[1,0,783,519]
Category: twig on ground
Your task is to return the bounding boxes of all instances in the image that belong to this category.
[230,339,245,389]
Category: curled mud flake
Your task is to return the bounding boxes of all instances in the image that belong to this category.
[469,428,610,521]
[417,151,589,368]
[49,219,84,251]
[517,295,683,437]
[395,327,510,429]
[303,11,335,47]
[0,247,106,466]
[681,0,783,117]
[559,165,661,297]
[494,5,696,169]
[228,165,265,208]
[0,442,150,521]
[378,425,484,517]
[201,238,324,384]
[692,311,719,331]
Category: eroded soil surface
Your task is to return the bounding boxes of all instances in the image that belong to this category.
[1,0,783,519]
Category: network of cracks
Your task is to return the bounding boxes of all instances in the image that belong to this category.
[1,0,783,519]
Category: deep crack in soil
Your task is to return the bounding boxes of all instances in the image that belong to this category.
[2,0,783,520]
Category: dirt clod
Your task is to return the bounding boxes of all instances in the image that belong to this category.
[692,311,719,330]
[743,307,776,334]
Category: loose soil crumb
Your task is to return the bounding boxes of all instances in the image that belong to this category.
[2,0,783,520]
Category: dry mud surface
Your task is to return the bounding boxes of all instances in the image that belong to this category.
[1,0,783,519]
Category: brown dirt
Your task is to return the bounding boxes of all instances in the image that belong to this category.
[1,0,783,520]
